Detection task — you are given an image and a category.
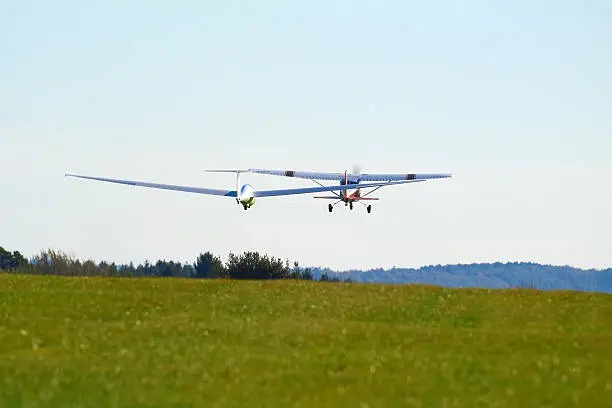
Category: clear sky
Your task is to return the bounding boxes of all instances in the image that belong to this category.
[2,1,611,271]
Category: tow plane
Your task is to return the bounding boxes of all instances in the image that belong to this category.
[64,166,432,211]
[206,165,452,213]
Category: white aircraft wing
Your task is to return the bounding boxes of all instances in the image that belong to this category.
[253,179,424,197]
[358,173,452,181]
[65,173,238,197]
[245,168,451,182]
[246,169,344,181]
[65,173,421,198]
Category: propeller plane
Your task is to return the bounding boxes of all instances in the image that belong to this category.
[233,165,452,213]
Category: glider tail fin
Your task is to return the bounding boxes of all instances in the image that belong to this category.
[205,169,249,203]
[205,169,249,173]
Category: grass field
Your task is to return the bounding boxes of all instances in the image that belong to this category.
[1,273,612,407]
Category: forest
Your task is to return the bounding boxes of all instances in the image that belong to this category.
[0,245,341,281]
[3,245,611,292]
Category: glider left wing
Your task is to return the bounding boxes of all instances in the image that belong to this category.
[65,173,237,196]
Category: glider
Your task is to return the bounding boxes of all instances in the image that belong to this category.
[64,170,424,211]
[205,165,452,213]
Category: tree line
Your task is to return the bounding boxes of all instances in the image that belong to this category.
[0,246,342,281]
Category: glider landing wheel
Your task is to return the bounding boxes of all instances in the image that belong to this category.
[367,205,372,213]
[328,204,333,212]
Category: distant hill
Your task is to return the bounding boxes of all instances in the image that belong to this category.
[310,262,612,293]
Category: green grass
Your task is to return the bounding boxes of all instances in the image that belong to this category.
[1,274,612,407]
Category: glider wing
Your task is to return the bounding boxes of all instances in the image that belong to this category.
[65,174,421,198]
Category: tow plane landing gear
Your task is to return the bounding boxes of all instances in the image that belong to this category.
[327,201,372,213]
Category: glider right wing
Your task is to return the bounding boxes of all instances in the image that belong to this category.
[253,179,424,197]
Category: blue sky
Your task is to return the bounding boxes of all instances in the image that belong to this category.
[2,1,611,270]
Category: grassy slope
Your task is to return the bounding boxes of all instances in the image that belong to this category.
[1,274,611,407]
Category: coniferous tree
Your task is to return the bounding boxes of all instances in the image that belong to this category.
[194,252,226,278]
[225,251,289,279]
[0,247,28,270]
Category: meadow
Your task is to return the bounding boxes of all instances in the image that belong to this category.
[1,273,611,407]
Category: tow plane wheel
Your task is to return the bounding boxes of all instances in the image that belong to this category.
[349,202,353,210]
[367,205,372,213]
[328,203,333,212]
